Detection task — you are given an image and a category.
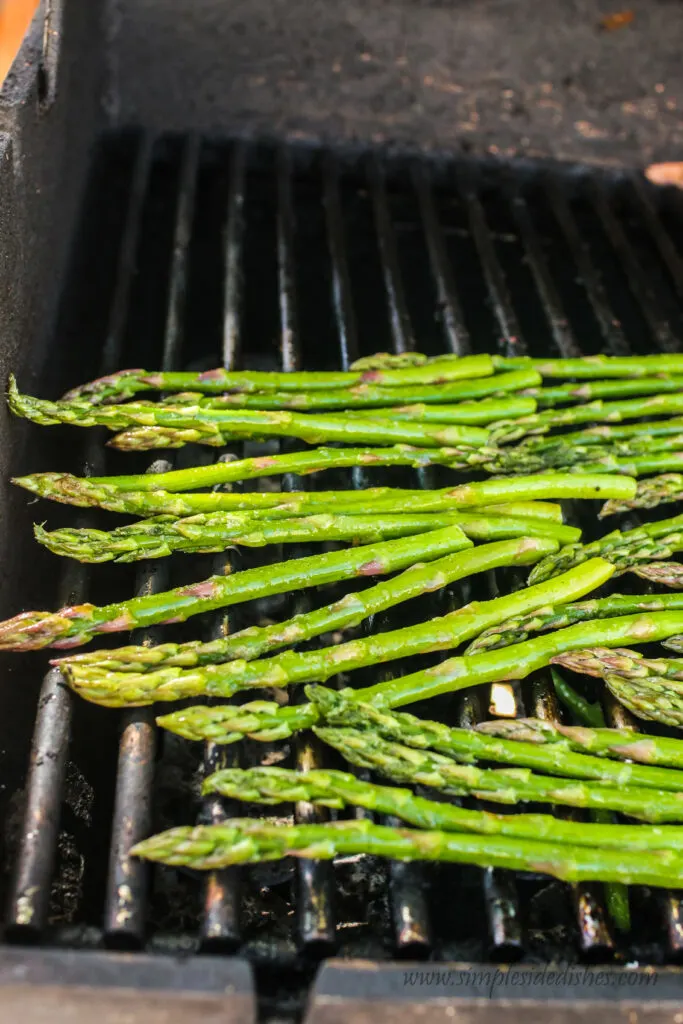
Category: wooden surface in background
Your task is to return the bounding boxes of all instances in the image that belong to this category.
[0,0,39,84]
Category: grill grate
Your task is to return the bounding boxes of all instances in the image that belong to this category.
[6,131,683,1009]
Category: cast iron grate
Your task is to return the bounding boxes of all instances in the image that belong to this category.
[5,130,683,1016]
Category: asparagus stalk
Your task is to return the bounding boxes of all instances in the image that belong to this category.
[149,370,541,412]
[552,647,683,728]
[466,593,683,656]
[0,524,474,651]
[131,816,683,885]
[599,474,683,517]
[353,352,683,379]
[527,513,683,585]
[202,766,683,852]
[528,377,683,408]
[316,726,683,821]
[330,396,537,422]
[7,378,490,450]
[54,537,558,674]
[489,395,683,445]
[476,717,683,769]
[158,602,683,742]
[61,354,496,403]
[524,418,683,450]
[305,687,683,791]
[154,558,615,741]
[38,511,578,564]
[492,354,683,378]
[13,473,635,519]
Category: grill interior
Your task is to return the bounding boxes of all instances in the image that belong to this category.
[5,130,683,1018]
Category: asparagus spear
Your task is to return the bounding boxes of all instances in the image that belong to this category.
[527,377,683,408]
[552,647,683,728]
[0,524,474,651]
[466,593,683,656]
[355,352,683,380]
[305,687,683,791]
[524,418,683,450]
[489,395,683,445]
[7,378,490,450]
[599,474,683,517]
[527,513,683,585]
[315,726,683,821]
[61,354,496,403]
[147,370,541,412]
[202,766,683,852]
[476,717,683,769]
[54,537,558,674]
[38,511,578,564]
[154,558,616,741]
[158,602,683,743]
[131,816,683,885]
[492,354,683,378]
[329,396,536,422]
[13,473,635,519]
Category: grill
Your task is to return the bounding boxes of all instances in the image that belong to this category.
[3,3,683,1022]
[3,131,683,1018]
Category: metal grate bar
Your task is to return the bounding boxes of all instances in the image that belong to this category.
[371,159,415,353]
[5,135,155,939]
[103,134,200,947]
[630,175,683,302]
[458,691,523,960]
[369,160,435,957]
[507,186,580,357]
[589,178,677,352]
[501,180,617,956]
[543,177,629,355]
[456,172,521,356]
[413,164,471,356]
[198,143,248,953]
[277,148,336,954]
[530,679,613,958]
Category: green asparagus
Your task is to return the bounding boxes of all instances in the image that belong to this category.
[7,378,490,450]
[466,592,683,656]
[54,537,558,673]
[202,766,683,852]
[153,558,616,741]
[489,395,683,445]
[552,647,683,727]
[315,725,683,821]
[62,354,496,403]
[0,524,474,651]
[599,474,683,516]
[130,816,683,886]
[304,687,683,791]
[13,473,635,519]
[148,370,541,411]
[475,717,683,769]
[38,511,578,564]
[527,513,683,585]
[631,562,683,588]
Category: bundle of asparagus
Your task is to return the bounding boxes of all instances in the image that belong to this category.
[12,350,683,890]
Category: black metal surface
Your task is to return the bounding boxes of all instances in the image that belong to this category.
[6,131,683,1019]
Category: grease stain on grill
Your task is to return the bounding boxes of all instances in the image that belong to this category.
[6,130,683,1014]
